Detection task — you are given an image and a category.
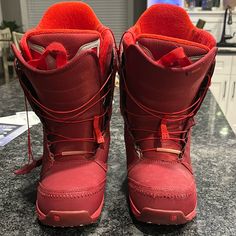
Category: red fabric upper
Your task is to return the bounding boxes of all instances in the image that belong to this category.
[120,4,217,219]
[13,2,116,220]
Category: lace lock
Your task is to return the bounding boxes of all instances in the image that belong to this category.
[160,119,170,140]
[93,116,105,144]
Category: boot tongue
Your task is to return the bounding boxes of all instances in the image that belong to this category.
[26,31,100,69]
[137,36,208,63]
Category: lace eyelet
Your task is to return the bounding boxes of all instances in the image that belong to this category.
[178,151,184,161]
[134,145,143,159]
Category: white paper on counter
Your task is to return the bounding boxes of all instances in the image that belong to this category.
[0,111,40,147]
[0,111,40,127]
[0,123,27,147]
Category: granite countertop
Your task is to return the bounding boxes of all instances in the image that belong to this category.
[0,80,236,236]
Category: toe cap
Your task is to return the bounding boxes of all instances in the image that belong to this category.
[128,159,197,215]
[37,159,106,216]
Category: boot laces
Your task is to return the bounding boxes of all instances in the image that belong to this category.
[122,71,211,159]
[14,60,114,174]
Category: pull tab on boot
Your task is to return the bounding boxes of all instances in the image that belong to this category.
[93,116,105,144]
[157,47,192,68]
[160,119,170,140]
[28,42,67,70]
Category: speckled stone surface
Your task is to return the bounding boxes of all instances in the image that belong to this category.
[0,80,236,236]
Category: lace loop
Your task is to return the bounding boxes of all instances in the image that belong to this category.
[28,42,67,70]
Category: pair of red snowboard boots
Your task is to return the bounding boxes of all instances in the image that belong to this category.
[12,2,217,227]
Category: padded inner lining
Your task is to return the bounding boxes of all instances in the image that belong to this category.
[19,2,114,75]
[137,35,209,61]
[27,31,100,60]
[37,2,101,30]
[126,4,216,50]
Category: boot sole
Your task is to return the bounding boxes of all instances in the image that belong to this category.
[129,196,196,225]
[36,198,104,227]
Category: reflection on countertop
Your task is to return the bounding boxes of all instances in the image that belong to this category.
[0,80,236,235]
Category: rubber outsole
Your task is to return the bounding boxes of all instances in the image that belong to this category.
[36,198,104,227]
[129,196,196,225]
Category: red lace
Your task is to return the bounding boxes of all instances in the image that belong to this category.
[14,66,114,175]
[14,28,118,175]
[14,96,43,175]
[157,47,192,67]
[121,70,211,157]
[28,42,67,70]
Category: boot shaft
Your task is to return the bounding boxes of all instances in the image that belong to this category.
[13,2,116,161]
[119,4,217,164]
[120,4,217,225]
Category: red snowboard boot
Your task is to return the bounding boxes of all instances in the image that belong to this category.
[119,4,217,224]
[12,2,116,227]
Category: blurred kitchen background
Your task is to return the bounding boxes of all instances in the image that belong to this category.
[0,0,235,134]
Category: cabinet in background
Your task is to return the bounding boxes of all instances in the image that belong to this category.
[210,74,230,113]
[211,55,232,114]
[189,11,236,133]
[189,11,236,43]
[210,55,236,133]
[226,56,236,132]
